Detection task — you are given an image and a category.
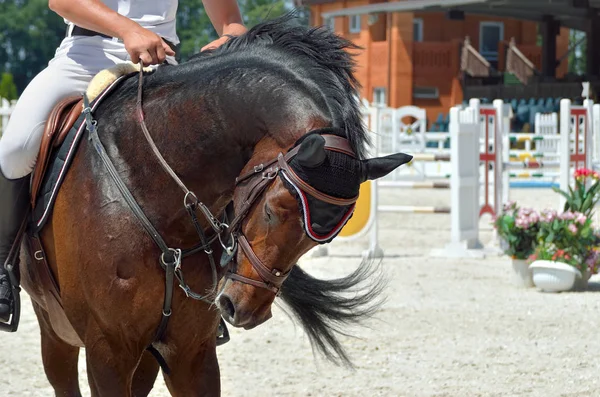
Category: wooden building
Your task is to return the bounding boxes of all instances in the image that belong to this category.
[297,0,573,125]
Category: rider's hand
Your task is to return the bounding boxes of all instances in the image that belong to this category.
[122,26,175,66]
[201,23,247,52]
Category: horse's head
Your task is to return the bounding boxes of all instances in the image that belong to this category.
[217,129,412,329]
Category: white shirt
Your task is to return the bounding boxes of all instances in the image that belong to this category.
[65,0,179,45]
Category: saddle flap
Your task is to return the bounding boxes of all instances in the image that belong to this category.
[31,96,83,208]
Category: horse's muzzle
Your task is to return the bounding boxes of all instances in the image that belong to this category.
[216,283,273,330]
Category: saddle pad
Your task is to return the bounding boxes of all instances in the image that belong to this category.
[32,73,135,232]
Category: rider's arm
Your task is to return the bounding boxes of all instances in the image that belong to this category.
[202,0,246,37]
[48,0,174,65]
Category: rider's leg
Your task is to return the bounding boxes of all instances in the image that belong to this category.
[0,172,29,320]
[0,36,128,322]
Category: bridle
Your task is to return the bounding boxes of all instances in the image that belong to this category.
[222,133,359,295]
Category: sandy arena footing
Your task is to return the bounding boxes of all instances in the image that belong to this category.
[2,187,600,396]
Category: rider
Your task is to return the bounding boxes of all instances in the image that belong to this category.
[0,0,247,324]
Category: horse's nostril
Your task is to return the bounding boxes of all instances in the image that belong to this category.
[218,295,236,320]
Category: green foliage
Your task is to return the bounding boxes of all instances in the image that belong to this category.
[0,72,17,101]
[0,0,66,93]
[552,168,600,218]
[493,202,540,260]
[176,0,217,61]
[241,0,288,28]
[567,29,586,75]
[176,0,295,61]
[1,1,306,89]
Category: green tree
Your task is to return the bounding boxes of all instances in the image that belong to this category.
[176,0,216,60]
[0,0,65,94]
[240,0,288,28]
[176,0,296,61]
[0,72,18,101]
[568,29,587,75]
[0,0,307,90]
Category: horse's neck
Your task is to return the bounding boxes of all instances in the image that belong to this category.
[136,76,326,199]
[102,79,314,236]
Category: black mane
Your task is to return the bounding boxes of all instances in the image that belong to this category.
[179,12,370,159]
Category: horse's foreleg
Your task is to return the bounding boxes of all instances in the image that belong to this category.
[162,343,221,397]
[83,326,144,397]
[32,302,82,397]
[131,350,160,397]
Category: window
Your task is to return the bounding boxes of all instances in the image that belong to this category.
[324,17,335,32]
[413,18,423,42]
[479,22,504,61]
[373,87,387,105]
[413,86,439,99]
[349,15,361,33]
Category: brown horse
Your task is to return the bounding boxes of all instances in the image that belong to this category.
[18,14,411,396]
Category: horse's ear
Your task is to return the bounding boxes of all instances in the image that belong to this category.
[360,153,413,182]
[297,134,327,168]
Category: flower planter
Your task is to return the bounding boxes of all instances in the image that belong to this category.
[511,258,534,288]
[529,260,588,292]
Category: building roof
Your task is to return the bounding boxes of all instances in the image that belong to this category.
[304,0,600,31]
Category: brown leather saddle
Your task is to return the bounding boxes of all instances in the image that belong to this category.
[30,96,83,208]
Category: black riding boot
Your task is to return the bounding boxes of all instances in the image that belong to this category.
[0,170,30,322]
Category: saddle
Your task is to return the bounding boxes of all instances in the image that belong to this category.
[30,96,83,208]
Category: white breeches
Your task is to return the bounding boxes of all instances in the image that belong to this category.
[0,36,174,180]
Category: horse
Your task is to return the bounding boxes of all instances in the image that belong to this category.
[17,13,411,396]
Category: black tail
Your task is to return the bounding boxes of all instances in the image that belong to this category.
[277,258,387,368]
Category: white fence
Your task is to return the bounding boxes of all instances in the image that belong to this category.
[323,97,599,259]
[0,97,15,137]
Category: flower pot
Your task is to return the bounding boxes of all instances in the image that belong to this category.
[510,258,534,288]
[529,260,587,292]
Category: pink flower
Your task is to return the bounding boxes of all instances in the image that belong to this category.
[559,211,575,220]
[568,224,578,234]
[502,201,516,214]
[515,217,529,229]
[529,212,540,223]
[541,209,557,223]
[576,213,587,225]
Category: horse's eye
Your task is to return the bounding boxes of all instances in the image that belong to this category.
[264,203,272,222]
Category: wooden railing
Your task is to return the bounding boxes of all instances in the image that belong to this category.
[516,44,542,71]
[460,37,490,77]
[505,38,539,84]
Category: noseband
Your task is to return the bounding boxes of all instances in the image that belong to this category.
[223,133,358,295]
